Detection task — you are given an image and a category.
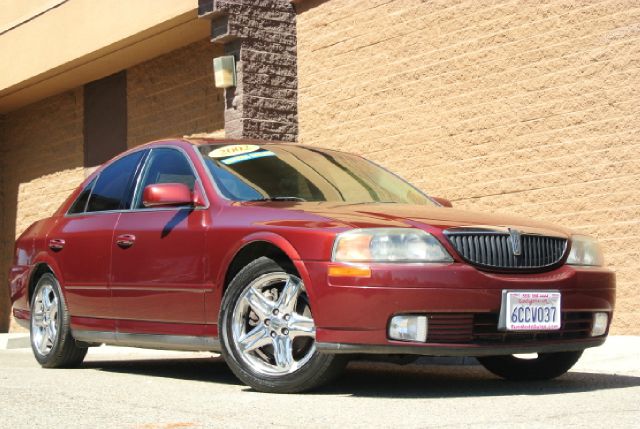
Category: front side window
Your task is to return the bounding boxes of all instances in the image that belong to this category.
[86,151,145,212]
[134,148,197,209]
[199,144,434,205]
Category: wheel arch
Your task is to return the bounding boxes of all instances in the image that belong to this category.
[28,253,65,304]
[217,232,317,309]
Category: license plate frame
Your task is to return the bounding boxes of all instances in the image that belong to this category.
[498,290,562,331]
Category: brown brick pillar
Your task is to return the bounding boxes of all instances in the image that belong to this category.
[199,0,298,141]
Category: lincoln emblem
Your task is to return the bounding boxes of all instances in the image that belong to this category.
[508,228,522,256]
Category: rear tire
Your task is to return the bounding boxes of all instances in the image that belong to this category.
[219,257,346,393]
[478,351,583,381]
[30,273,87,368]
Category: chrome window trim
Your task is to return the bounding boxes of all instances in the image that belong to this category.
[126,148,151,210]
[129,145,210,211]
[192,144,234,203]
[64,145,210,218]
[65,149,148,217]
[66,176,98,216]
[86,149,148,214]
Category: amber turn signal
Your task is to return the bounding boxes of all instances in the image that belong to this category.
[327,265,372,278]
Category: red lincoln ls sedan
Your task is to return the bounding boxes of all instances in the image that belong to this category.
[9,139,615,393]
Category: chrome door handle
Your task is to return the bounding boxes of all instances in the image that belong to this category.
[48,238,65,251]
[116,234,136,249]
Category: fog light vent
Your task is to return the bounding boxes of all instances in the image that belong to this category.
[389,315,427,342]
[591,312,608,337]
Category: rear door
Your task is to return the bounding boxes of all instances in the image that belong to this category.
[110,147,209,327]
[51,151,146,323]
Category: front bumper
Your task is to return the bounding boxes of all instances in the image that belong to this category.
[317,337,606,356]
[304,261,615,355]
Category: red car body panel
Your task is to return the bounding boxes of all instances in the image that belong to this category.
[110,209,210,324]
[8,138,616,356]
[49,213,118,319]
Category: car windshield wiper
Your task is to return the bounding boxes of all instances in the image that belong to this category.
[245,196,307,202]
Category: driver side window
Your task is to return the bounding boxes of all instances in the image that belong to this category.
[134,148,197,209]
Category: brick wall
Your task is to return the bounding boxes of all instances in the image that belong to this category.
[0,115,7,332]
[1,89,85,332]
[202,0,299,141]
[127,39,225,147]
[296,0,640,334]
[1,39,225,331]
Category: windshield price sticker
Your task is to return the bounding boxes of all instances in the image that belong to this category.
[221,150,275,165]
[505,291,561,331]
[209,144,260,158]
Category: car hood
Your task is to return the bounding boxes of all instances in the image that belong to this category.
[246,201,573,237]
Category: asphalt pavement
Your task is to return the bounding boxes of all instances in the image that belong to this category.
[0,336,638,428]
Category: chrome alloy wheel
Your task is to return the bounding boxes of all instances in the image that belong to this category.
[231,272,316,376]
[31,283,59,356]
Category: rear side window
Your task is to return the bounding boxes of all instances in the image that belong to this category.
[134,148,197,209]
[87,151,145,212]
[68,177,97,214]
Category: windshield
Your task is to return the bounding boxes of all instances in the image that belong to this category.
[198,144,434,205]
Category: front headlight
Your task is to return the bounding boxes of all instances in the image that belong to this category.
[332,228,453,263]
[566,235,604,266]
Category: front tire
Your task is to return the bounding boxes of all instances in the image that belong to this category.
[219,257,346,393]
[30,273,87,368]
[478,351,583,381]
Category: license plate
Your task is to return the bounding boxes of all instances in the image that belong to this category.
[498,291,561,331]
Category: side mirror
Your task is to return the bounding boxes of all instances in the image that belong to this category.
[432,196,453,208]
[143,183,197,208]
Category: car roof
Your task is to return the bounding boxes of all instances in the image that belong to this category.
[126,137,300,152]
[184,137,296,146]
[89,137,316,178]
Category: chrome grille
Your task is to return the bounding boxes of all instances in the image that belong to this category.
[445,230,567,271]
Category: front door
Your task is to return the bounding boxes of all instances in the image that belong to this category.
[110,147,209,327]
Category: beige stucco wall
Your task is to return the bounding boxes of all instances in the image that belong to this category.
[0,0,52,26]
[296,0,640,334]
[0,0,209,113]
